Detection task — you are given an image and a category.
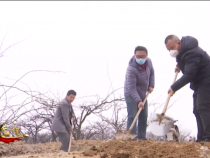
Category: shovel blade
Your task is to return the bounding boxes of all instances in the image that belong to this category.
[115,132,137,140]
[148,113,174,136]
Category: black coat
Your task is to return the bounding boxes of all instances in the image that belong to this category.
[171,36,210,92]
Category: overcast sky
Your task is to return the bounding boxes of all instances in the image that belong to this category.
[0,1,210,137]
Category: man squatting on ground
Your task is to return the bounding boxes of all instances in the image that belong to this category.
[124,46,155,140]
[165,35,210,142]
[51,90,76,152]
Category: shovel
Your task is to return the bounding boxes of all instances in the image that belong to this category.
[68,132,72,152]
[149,71,179,136]
[68,117,75,153]
[116,93,150,140]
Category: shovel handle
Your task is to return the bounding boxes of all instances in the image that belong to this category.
[128,93,150,133]
[68,132,72,152]
[68,118,73,152]
[162,94,171,115]
[173,71,179,84]
[162,71,179,115]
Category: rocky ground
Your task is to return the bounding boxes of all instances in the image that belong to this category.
[1,139,210,158]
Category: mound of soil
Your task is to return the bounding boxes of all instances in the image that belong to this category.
[1,139,210,158]
[0,139,102,157]
[0,140,60,157]
[83,140,210,158]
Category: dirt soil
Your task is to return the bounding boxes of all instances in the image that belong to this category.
[1,139,210,158]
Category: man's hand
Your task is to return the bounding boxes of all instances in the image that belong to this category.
[138,102,144,109]
[69,127,73,134]
[175,66,180,73]
[168,88,175,96]
[72,113,76,119]
[148,87,154,93]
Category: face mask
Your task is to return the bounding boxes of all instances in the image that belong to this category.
[170,50,179,58]
[136,58,146,65]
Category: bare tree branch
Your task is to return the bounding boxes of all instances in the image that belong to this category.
[0,37,28,58]
[0,70,65,99]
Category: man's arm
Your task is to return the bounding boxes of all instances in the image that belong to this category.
[126,67,142,103]
[70,105,77,123]
[171,53,201,92]
[149,60,155,88]
[60,103,71,131]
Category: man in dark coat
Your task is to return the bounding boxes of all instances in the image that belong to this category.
[51,90,76,151]
[165,35,210,142]
[124,46,155,140]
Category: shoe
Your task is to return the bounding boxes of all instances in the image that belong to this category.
[196,140,202,142]
[204,139,210,142]
[131,136,138,140]
[138,138,147,141]
[196,139,207,143]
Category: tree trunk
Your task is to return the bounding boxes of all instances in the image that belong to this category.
[76,129,81,140]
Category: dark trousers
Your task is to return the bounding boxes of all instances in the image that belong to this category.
[125,94,148,140]
[193,86,210,141]
[56,132,70,152]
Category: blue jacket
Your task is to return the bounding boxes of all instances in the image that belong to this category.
[124,56,155,103]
